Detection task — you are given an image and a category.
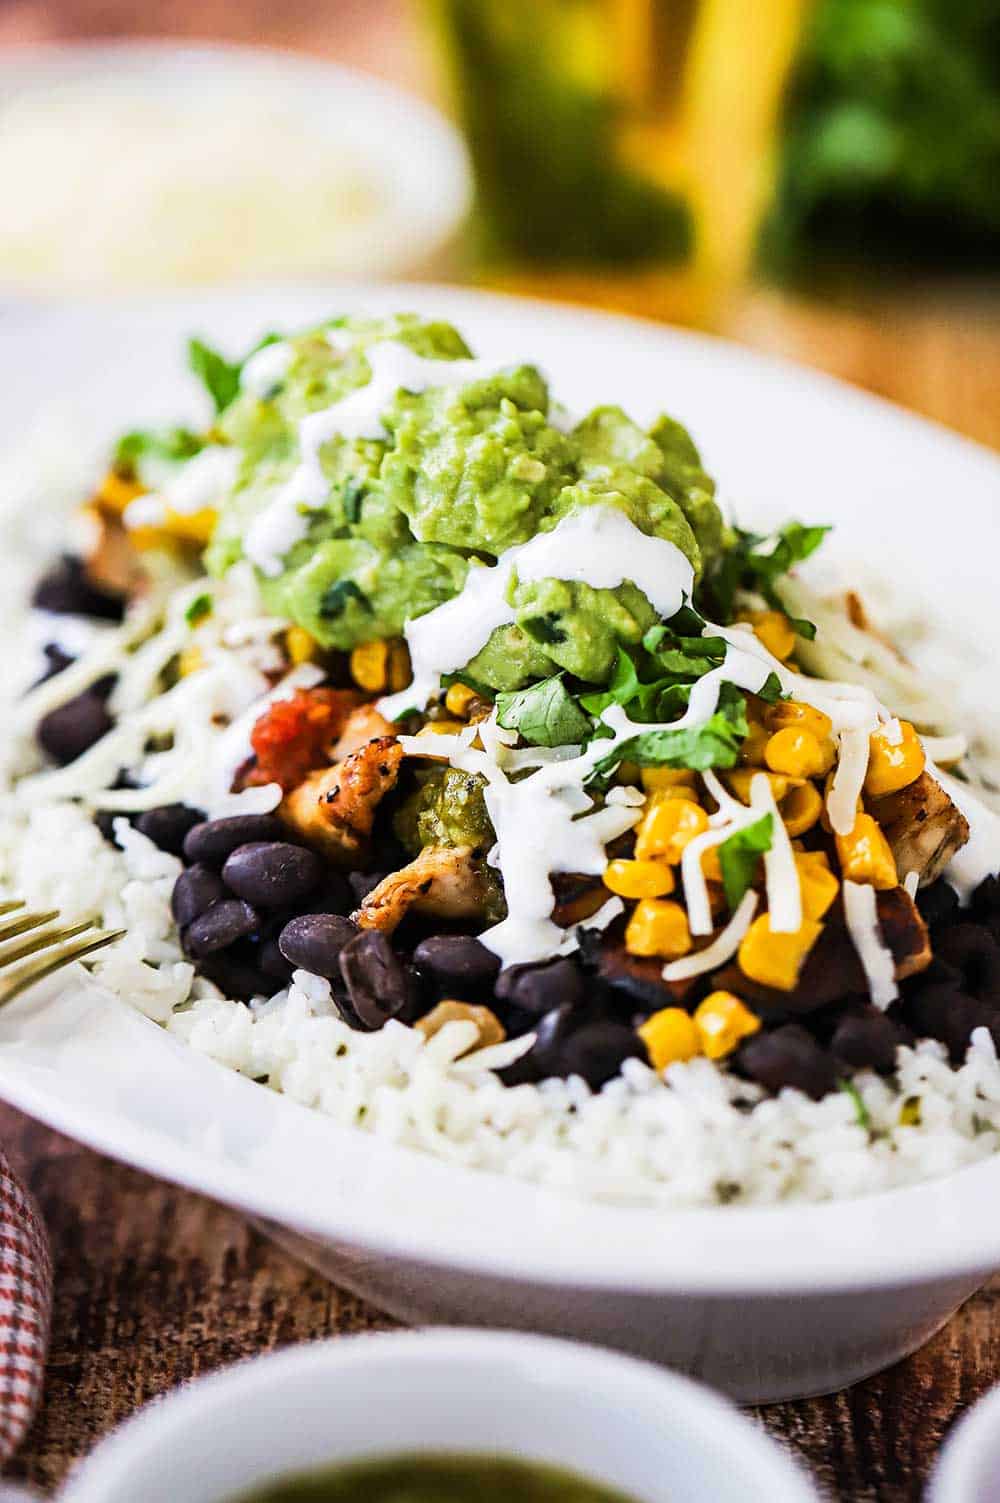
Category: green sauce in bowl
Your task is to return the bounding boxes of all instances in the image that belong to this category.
[235,1453,639,1502]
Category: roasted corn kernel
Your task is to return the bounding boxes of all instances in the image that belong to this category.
[444,681,479,719]
[178,646,204,678]
[350,640,389,693]
[724,768,800,804]
[285,626,319,665]
[693,991,762,1059]
[639,1007,700,1069]
[742,609,796,661]
[700,844,723,883]
[765,699,833,742]
[738,913,823,991]
[634,797,709,863]
[625,899,692,959]
[835,813,898,889]
[764,726,836,779]
[738,719,771,766]
[616,760,642,788]
[640,766,697,793]
[415,719,466,737]
[780,781,824,837]
[795,850,840,920]
[864,720,926,797]
[603,858,675,899]
[95,469,144,514]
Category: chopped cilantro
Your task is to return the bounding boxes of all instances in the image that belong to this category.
[113,427,204,470]
[187,338,243,415]
[496,674,592,748]
[703,522,830,639]
[717,814,773,910]
[184,593,213,627]
[319,579,368,620]
[586,692,749,788]
[522,613,568,645]
[342,477,366,525]
[839,1079,872,1133]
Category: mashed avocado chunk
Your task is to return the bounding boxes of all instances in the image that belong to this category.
[203,313,725,688]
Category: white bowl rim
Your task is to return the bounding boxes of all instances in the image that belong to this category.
[2,282,1000,1303]
[57,1328,818,1503]
[0,39,472,295]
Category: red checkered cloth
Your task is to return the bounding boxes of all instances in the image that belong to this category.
[0,1152,50,1465]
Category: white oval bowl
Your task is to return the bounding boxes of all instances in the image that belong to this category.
[0,42,471,296]
[2,286,1000,1401]
[58,1330,818,1503]
[930,1382,1000,1503]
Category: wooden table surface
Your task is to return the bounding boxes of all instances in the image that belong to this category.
[1,4,999,1500]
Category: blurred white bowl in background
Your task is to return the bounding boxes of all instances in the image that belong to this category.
[0,42,471,296]
[58,1330,818,1503]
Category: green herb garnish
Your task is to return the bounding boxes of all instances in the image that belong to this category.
[187,338,243,415]
[717,814,773,910]
[703,522,830,640]
[839,1079,872,1133]
[114,427,204,470]
[184,593,213,627]
[319,579,368,620]
[496,674,592,748]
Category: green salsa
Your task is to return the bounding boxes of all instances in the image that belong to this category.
[234,1453,640,1503]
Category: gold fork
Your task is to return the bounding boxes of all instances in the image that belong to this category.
[0,900,124,1005]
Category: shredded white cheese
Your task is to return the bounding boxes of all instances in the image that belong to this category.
[827,727,871,837]
[843,879,898,1009]
[750,771,803,934]
[662,891,759,981]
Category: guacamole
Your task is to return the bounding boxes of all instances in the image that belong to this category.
[203,314,725,690]
[235,1453,638,1503]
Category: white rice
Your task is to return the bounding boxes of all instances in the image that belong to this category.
[3,429,1000,1210]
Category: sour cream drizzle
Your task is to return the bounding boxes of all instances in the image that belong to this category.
[379,505,696,719]
[244,341,511,577]
[123,445,240,531]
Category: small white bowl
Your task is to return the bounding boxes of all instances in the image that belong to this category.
[58,1330,818,1503]
[929,1383,1000,1503]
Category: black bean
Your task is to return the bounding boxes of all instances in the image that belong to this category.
[198,948,274,1003]
[171,865,228,928]
[308,871,353,916]
[916,878,960,930]
[498,1002,580,1086]
[936,925,1000,1001]
[338,931,409,1029]
[904,983,993,1062]
[278,914,359,978]
[182,815,286,868]
[34,644,75,687]
[182,899,259,958]
[553,1021,646,1090]
[257,938,295,985]
[347,870,387,905]
[32,554,125,621]
[37,691,113,765]
[222,841,322,909]
[494,957,585,1015]
[971,876,1000,921]
[738,1025,839,1100]
[831,1008,909,1074]
[135,803,206,856]
[412,935,501,990]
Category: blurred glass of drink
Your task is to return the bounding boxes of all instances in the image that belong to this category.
[426,0,809,324]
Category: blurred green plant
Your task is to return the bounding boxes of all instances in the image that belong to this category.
[763,0,1000,270]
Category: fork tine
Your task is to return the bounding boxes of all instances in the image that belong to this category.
[0,918,96,970]
[0,909,60,943]
[0,901,26,917]
[0,928,125,1006]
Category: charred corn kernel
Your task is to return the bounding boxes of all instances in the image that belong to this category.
[738,913,824,991]
[635,797,709,863]
[693,991,762,1060]
[640,766,696,792]
[835,813,898,889]
[738,719,771,766]
[742,609,796,661]
[95,469,144,514]
[415,1001,505,1052]
[795,850,840,920]
[780,781,824,837]
[701,844,723,883]
[899,1096,921,1127]
[638,1007,700,1069]
[616,760,642,787]
[723,768,800,804]
[765,699,833,742]
[603,858,675,899]
[625,899,692,959]
[765,726,835,779]
[415,718,466,737]
[864,720,926,797]
[163,506,217,545]
[386,639,412,694]
[444,682,479,719]
[285,626,319,665]
[350,640,390,693]
[178,646,204,677]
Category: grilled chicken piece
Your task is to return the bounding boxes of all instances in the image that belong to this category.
[353,845,495,934]
[551,872,610,928]
[333,703,396,760]
[714,887,931,1017]
[280,735,402,863]
[869,771,970,887]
